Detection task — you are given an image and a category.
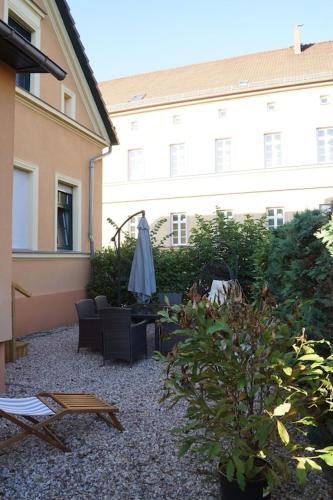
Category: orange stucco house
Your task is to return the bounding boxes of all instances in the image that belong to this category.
[0,0,118,391]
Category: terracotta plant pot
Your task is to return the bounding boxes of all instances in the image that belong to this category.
[219,473,271,500]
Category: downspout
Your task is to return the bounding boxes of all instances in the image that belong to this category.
[89,146,112,256]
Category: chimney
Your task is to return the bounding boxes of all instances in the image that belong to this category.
[293,24,303,54]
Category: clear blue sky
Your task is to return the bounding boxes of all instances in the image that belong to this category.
[67,0,333,82]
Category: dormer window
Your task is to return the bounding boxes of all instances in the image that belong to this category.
[129,94,146,102]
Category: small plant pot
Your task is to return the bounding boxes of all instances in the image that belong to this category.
[219,473,271,500]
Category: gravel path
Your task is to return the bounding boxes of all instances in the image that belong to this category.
[0,326,331,500]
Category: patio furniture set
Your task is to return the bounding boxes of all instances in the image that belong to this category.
[75,293,183,367]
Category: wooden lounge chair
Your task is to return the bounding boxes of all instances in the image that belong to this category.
[0,392,123,452]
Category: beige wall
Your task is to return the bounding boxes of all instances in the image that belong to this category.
[13,257,90,336]
[0,63,15,343]
[38,7,94,130]
[14,99,103,252]
[0,62,16,391]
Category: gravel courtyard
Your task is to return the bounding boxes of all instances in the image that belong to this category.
[0,326,331,500]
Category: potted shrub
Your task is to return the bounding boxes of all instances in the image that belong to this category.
[158,288,333,498]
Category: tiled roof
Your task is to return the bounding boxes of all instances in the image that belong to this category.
[99,42,333,112]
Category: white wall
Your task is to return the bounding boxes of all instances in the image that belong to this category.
[102,84,333,247]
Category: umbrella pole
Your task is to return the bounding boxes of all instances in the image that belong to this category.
[111,210,146,307]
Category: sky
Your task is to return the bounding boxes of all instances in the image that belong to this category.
[67,0,333,83]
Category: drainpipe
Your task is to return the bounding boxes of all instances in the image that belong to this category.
[88,146,112,256]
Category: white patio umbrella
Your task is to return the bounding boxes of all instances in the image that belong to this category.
[128,216,156,303]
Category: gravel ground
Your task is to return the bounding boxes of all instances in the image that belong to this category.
[0,326,332,500]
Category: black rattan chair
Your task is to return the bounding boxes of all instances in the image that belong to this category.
[75,299,102,352]
[157,292,183,306]
[94,295,110,312]
[157,321,184,355]
[99,307,147,367]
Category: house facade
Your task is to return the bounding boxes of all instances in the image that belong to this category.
[0,0,118,391]
[100,31,333,246]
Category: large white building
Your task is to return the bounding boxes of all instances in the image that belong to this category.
[100,31,333,247]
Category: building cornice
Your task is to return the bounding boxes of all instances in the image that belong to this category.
[16,87,109,147]
[107,77,333,117]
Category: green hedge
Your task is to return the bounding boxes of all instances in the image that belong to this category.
[86,211,269,305]
[263,210,333,340]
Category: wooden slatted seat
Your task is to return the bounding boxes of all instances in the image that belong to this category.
[0,392,123,453]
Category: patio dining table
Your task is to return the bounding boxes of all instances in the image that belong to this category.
[130,304,166,351]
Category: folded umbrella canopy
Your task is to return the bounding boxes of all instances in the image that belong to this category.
[128,216,156,303]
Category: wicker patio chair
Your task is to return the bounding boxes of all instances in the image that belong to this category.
[157,292,183,306]
[156,321,185,355]
[94,295,110,312]
[99,307,147,367]
[75,299,102,352]
[0,392,123,453]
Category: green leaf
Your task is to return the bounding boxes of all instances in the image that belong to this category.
[207,320,231,334]
[305,459,322,471]
[319,453,333,466]
[277,420,290,445]
[283,367,292,376]
[298,354,324,362]
[226,460,235,482]
[273,402,291,416]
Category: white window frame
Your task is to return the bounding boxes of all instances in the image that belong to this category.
[264,132,282,168]
[317,127,333,164]
[267,102,276,112]
[170,143,186,177]
[61,85,76,119]
[12,159,39,251]
[172,114,182,125]
[171,213,187,246]
[218,108,227,119]
[215,138,232,172]
[4,0,44,97]
[320,95,330,105]
[128,216,140,239]
[130,121,139,131]
[319,203,332,214]
[128,149,144,181]
[221,210,233,220]
[55,174,81,252]
[266,207,284,229]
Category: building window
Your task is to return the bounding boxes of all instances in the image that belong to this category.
[320,95,329,105]
[221,210,233,219]
[128,216,140,238]
[170,143,186,176]
[57,184,73,250]
[266,208,284,229]
[128,149,144,180]
[218,108,227,119]
[130,121,139,131]
[61,86,76,119]
[267,102,276,112]
[12,162,38,251]
[317,128,333,163]
[264,133,282,167]
[319,203,332,214]
[215,138,232,172]
[171,213,187,246]
[8,16,32,91]
[172,114,182,125]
